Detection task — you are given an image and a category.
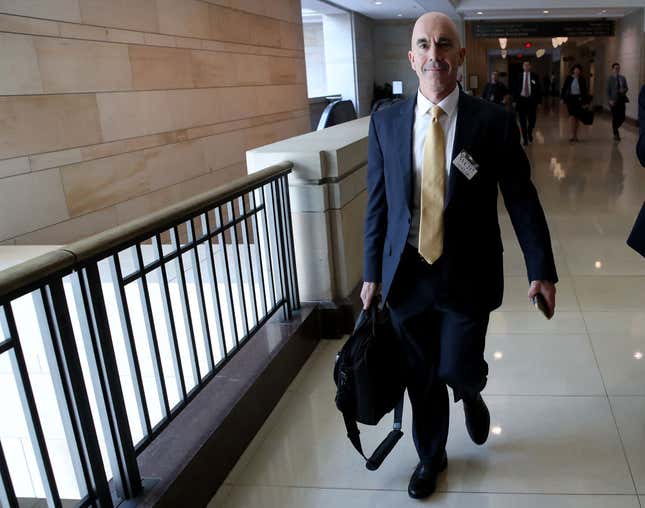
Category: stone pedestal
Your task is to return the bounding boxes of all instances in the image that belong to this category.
[246,117,369,303]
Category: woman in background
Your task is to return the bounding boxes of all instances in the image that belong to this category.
[561,64,588,142]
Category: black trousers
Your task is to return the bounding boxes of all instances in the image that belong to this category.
[516,97,537,143]
[387,244,490,464]
[611,102,626,135]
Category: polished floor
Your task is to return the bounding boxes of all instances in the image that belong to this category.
[209,106,645,507]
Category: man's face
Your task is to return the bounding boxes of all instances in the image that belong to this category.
[613,64,620,75]
[523,62,531,73]
[491,72,498,83]
[408,14,465,96]
[573,67,581,77]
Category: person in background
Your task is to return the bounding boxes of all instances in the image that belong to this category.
[607,62,629,142]
[482,71,508,105]
[513,61,542,146]
[561,64,588,143]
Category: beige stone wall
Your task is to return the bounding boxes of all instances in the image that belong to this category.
[0,0,309,245]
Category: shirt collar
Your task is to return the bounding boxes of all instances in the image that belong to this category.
[416,84,459,118]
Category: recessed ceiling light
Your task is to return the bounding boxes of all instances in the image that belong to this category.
[601,9,607,13]
[543,10,549,14]
[477,11,484,15]
[397,13,403,17]
[374,1,382,4]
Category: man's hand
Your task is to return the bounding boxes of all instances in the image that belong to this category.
[528,280,556,319]
[361,281,381,310]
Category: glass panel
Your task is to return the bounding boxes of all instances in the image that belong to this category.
[140,238,159,268]
[180,250,210,379]
[165,258,198,393]
[62,273,114,482]
[0,351,46,501]
[98,258,145,445]
[145,269,182,410]
[0,307,10,342]
[159,229,176,257]
[10,289,88,502]
[123,280,164,428]
[117,246,138,279]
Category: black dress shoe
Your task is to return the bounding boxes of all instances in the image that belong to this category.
[408,451,448,499]
[463,394,490,445]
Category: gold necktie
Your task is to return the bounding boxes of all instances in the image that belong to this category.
[418,105,445,264]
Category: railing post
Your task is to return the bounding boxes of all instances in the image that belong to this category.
[280,174,300,310]
[45,279,113,507]
[84,264,142,500]
[272,178,292,320]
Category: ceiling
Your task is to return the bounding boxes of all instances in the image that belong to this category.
[302,0,643,21]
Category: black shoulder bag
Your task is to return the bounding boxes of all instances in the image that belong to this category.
[333,305,406,470]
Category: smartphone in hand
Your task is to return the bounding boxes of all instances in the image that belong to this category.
[531,293,552,320]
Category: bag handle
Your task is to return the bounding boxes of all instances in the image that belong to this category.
[342,396,404,471]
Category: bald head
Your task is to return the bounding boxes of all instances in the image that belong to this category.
[408,12,465,103]
[411,12,462,51]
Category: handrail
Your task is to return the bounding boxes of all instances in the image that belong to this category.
[0,162,293,301]
[0,159,300,506]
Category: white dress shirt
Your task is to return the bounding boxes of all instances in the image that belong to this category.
[408,85,459,248]
[521,72,531,97]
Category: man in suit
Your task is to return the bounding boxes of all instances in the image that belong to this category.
[481,71,508,104]
[607,62,629,142]
[628,85,645,256]
[514,60,542,146]
[361,12,557,500]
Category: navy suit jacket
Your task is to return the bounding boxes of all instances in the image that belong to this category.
[627,85,645,257]
[638,85,645,167]
[363,91,558,313]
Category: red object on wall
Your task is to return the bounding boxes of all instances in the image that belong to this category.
[524,41,532,49]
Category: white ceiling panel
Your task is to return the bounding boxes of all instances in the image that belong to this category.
[311,0,642,21]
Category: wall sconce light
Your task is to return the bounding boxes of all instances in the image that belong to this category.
[498,37,507,49]
[536,48,545,58]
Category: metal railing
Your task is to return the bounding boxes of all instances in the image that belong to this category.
[0,162,299,507]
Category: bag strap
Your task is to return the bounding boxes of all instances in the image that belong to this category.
[342,395,405,471]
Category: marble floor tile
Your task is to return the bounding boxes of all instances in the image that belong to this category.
[229,390,634,495]
[590,335,645,395]
[561,236,645,275]
[609,396,645,494]
[582,311,645,335]
[573,277,645,310]
[219,485,640,508]
[484,334,604,395]
[488,311,586,334]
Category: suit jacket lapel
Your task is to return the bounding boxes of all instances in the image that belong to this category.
[447,91,478,207]
[397,96,416,212]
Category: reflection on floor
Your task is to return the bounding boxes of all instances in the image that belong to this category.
[209,108,645,507]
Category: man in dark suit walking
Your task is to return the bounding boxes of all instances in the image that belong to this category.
[361,12,557,500]
[514,60,542,146]
[607,63,629,142]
